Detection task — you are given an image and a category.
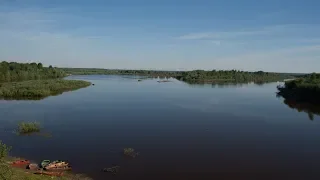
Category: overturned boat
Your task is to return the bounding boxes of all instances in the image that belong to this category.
[27,163,40,170]
[41,160,50,168]
[44,160,69,170]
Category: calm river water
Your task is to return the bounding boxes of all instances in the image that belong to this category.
[1,75,320,180]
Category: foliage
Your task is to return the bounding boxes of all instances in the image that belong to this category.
[123,148,135,155]
[123,148,139,158]
[178,70,291,83]
[1,166,91,180]
[62,68,293,83]
[0,141,12,180]
[0,61,66,83]
[0,79,91,100]
[61,68,181,78]
[277,73,320,104]
[17,122,40,134]
[0,141,11,161]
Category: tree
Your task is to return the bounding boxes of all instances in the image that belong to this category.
[37,63,43,69]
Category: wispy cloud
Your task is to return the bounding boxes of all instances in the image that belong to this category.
[187,45,320,73]
[0,6,319,73]
[178,29,268,40]
[178,24,319,40]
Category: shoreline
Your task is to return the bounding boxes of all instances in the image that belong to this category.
[0,79,91,100]
[2,156,92,180]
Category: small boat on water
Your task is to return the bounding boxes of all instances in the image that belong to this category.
[41,160,50,168]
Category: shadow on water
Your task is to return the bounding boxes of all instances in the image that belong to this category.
[281,98,320,121]
[0,90,83,101]
[15,131,53,138]
[0,96,47,101]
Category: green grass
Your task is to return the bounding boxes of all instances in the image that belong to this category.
[17,122,40,134]
[0,79,91,100]
[0,163,92,180]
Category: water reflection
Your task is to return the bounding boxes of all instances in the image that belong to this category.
[282,99,320,120]
[186,81,270,88]
[0,92,66,101]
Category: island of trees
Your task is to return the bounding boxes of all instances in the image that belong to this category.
[0,61,91,100]
[61,68,294,83]
[277,73,320,104]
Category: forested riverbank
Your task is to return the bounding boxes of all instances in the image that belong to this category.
[0,61,91,99]
[61,68,294,83]
[277,73,320,104]
[0,61,66,83]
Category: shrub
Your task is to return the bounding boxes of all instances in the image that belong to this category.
[17,122,40,134]
[0,141,11,161]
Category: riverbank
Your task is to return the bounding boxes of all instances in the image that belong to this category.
[1,157,92,180]
[277,73,320,104]
[0,79,91,100]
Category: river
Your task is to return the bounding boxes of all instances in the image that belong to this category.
[1,75,320,180]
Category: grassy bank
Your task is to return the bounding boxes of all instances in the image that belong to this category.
[1,159,92,180]
[0,79,91,100]
[0,141,91,180]
[277,73,320,104]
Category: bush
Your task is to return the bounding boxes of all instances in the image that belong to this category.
[17,122,40,134]
[123,148,139,157]
[0,141,11,161]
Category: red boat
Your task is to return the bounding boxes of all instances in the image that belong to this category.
[11,160,30,166]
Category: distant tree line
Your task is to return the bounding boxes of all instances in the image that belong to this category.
[62,68,293,83]
[177,70,291,83]
[277,73,320,104]
[0,61,66,83]
[61,68,181,78]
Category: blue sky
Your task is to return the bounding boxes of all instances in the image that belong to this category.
[0,0,319,73]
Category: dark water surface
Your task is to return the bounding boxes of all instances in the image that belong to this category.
[1,75,320,180]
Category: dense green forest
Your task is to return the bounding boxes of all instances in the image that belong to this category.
[177,70,292,82]
[61,68,181,77]
[0,61,66,83]
[0,61,90,99]
[62,68,293,83]
[277,73,320,104]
